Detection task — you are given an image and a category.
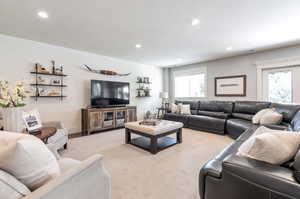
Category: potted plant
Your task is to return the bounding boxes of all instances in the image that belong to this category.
[0,80,30,132]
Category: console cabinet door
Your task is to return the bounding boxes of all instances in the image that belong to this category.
[115,110,126,127]
[127,108,137,122]
[103,111,115,128]
[89,111,103,131]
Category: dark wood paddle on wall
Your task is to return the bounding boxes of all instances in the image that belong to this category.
[83,65,131,76]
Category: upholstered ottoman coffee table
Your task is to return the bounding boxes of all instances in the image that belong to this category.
[125,120,183,154]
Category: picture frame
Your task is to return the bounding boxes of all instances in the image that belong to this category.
[22,109,42,132]
[143,77,149,83]
[51,79,61,85]
[215,75,246,97]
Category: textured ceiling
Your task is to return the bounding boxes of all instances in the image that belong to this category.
[1,0,300,67]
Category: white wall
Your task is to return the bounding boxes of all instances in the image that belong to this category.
[166,45,300,102]
[0,34,163,134]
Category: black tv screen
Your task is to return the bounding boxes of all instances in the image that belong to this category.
[91,80,130,107]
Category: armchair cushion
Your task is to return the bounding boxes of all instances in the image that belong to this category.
[0,169,31,199]
[23,155,111,199]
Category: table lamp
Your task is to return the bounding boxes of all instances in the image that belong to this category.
[159,92,168,108]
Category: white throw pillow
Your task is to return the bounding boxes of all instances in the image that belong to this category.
[170,103,178,113]
[260,110,283,125]
[178,104,191,115]
[0,170,31,199]
[237,127,300,164]
[0,131,60,190]
[252,108,274,124]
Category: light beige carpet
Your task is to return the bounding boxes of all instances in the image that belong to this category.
[61,128,233,199]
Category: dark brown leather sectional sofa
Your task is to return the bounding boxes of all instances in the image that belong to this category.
[163,100,300,199]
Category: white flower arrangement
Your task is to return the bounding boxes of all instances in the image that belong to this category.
[0,80,31,108]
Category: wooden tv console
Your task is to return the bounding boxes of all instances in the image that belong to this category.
[81,106,137,135]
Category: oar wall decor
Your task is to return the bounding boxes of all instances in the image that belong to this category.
[83,65,131,76]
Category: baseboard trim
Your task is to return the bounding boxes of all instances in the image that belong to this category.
[69,127,125,139]
[68,132,82,139]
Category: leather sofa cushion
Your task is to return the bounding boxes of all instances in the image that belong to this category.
[198,111,229,119]
[234,101,270,115]
[226,119,258,139]
[270,103,300,123]
[222,155,300,198]
[190,110,198,115]
[291,111,300,131]
[175,100,199,110]
[232,113,253,121]
[188,115,226,133]
[163,113,189,127]
[199,101,233,113]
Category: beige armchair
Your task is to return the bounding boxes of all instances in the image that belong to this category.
[42,121,69,157]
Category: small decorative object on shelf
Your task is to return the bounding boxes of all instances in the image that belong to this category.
[36,63,50,74]
[51,79,61,85]
[51,60,63,75]
[136,76,151,97]
[30,61,67,101]
[48,91,61,97]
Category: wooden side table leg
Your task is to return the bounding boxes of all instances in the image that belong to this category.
[177,128,182,143]
[150,136,158,154]
[125,128,131,144]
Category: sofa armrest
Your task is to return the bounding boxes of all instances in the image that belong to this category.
[262,124,291,131]
[24,154,111,199]
[223,155,300,198]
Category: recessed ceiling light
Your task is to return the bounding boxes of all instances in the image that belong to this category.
[37,11,49,19]
[135,44,142,49]
[226,46,233,51]
[192,19,200,26]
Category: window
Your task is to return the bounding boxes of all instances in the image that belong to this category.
[262,66,300,104]
[267,71,292,103]
[175,73,206,98]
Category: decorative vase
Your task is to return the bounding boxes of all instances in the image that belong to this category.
[2,107,24,132]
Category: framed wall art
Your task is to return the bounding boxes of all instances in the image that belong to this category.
[215,75,246,97]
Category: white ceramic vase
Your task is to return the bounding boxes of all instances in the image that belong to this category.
[2,107,24,132]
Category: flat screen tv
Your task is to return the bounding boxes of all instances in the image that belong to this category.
[91,80,130,108]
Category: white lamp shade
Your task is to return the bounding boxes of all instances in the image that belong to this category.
[159,92,168,99]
